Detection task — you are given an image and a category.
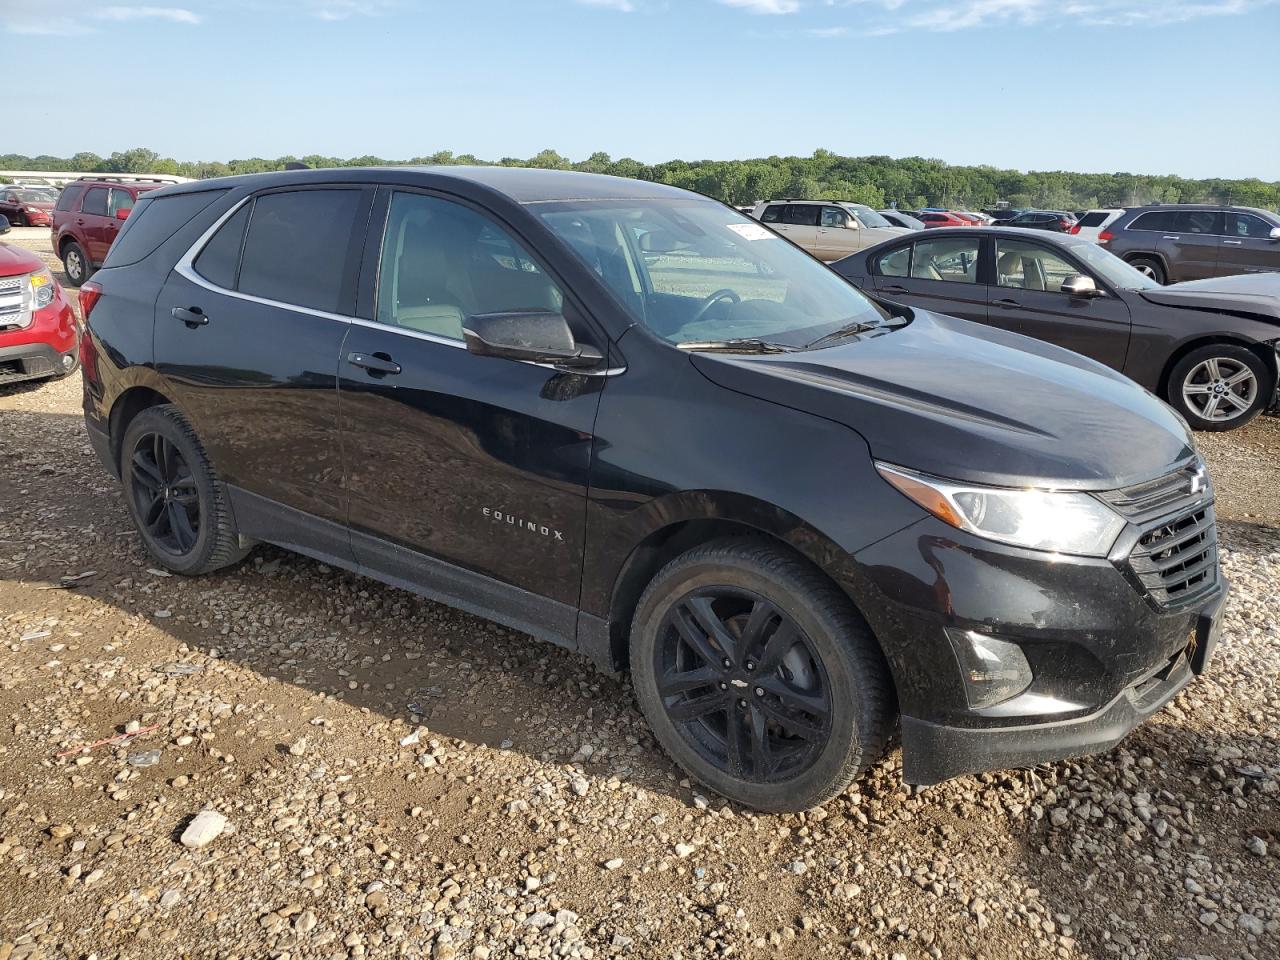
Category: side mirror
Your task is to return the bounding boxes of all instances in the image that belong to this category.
[1062,275,1101,298]
[1269,227,1280,241]
[114,207,132,221]
[0,216,9,235]
[463,311,602,369]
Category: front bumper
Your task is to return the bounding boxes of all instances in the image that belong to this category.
[0,340,77,385]
[900,586,1226,784]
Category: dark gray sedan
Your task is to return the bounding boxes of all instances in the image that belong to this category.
[832,227,1280,431]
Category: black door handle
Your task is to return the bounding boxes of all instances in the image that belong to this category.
[172,306,208,327]
[880,285,909,294]
[348,351,401,376]
[993,298,1021,309]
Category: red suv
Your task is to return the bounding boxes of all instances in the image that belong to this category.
[0,226,79,386]
[51,177,168,286]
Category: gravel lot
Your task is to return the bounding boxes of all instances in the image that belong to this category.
[1,239,1278,960]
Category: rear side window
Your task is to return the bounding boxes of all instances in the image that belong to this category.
[108,188,136,217]
[82,188,109,217]
[1127,211,1175,232]
[759,205,784,223]
[193,203,250,288]
[56,184,86,212]
[876,245,911,277]
[1077,211,1109,227]
[910,237,980,283]
[782,205,820,226]
[105,189,229,269]
[236,189,365,314]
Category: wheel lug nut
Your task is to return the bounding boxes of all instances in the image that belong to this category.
[738,699,748,708]
[745,661,755,671]
[722,658,731,669]
[755,687,765,697]
[718,682,727,690]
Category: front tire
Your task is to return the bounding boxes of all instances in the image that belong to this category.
[1167,345,1273,432]
[62,241,91,287]
[1128,255,1166,285]
[630,538,894,812]
[120,405,250,575]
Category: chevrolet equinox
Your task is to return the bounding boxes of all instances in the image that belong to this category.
[81,168,1228,811]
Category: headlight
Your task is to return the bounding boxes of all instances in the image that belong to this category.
[876,462,1126,557]
[29,269,55,310]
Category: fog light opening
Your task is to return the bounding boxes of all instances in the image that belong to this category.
[948,629,1033,709]
[62,354,75,370]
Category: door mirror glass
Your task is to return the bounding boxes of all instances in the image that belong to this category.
[1061,275,1100,298]
[463,311,600,368]
[1270,227,1280,241]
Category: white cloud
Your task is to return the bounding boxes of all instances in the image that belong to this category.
[93,6,202,23]
[720,0,802,13]
[576,0,637,10]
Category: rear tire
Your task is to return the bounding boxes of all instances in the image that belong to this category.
[1128,255,1166,285]
[62,241,91,287]
[630,537,894,812]
[1167,344,1272,432]
[120,405,250,575]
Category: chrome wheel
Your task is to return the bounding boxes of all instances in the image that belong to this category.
[65,247,84,283]
[1181,357,1258,423]
[655,589,832,783]
[1135,263,1157,279]
[128,432,201,555]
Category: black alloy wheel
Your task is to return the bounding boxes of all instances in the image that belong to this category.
[656,589,833,783]
[128,432,201,555]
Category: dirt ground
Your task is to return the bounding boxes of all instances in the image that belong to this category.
[0,238,1277,960]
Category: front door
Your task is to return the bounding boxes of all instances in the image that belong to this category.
[814,205,859,261]
[153,185,372,546]
[338,188,605,616]
[1220,212,1280,276]
[987,237,1131,370]
[872,233,988,324]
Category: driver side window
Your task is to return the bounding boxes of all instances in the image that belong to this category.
[994,240,1081,293]
[820,207,849,228]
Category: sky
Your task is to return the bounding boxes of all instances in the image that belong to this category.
[3,0,1279,180]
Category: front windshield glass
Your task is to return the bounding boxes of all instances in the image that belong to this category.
[849,206,892,229]
[1071,241,1161,291]
[16,188,56,202]
[534,199,890,348]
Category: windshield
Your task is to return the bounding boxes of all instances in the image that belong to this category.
[1071,241,1161,291]
[534,199,890,348]
[15,188,56,202]
[849,206,892,229]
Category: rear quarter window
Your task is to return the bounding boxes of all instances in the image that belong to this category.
[102,190,229,269]
[1078,212,1109,227]
[1126,211,1176,232]
[55,184,86,212]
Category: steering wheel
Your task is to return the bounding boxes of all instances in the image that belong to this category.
[687,288,741,327]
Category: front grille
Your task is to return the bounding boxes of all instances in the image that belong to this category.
[0,275,30,331]
[1102,459,1219,609]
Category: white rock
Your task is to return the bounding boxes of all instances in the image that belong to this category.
[180,809,228,849]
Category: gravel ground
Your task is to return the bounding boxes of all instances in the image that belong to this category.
[0,244,1278,960]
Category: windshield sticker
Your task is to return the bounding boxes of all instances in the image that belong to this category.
[726,223,777,242]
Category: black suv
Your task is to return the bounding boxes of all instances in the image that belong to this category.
[1104,204,1280,284]
[80,168,1227,811]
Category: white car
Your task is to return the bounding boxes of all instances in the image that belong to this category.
[751,199,910,261]
[1071,208,1126,243]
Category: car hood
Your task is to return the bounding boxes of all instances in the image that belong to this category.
[0,241,43,277]
[1140,273,1280,324]
[690,310,1195,490]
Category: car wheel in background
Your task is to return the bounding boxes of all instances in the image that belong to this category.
[120,405,251,575]
[62,241,91,286]
[629,537,893,811]
[1167,344,1273,432]
[1128,256,1166,285]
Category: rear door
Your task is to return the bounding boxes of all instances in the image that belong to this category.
[814,205,858,261]
[1220,212,1280,276]
[1158,210,1224,281]
[776,204,821,255]
[872,233,988,324]
[79,187,114,262]
[154,185,372,554]
[987,237,1131,369]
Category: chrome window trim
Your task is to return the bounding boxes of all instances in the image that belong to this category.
[175,194,624,376]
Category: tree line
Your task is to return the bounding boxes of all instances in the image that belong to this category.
[3,147,1277,212]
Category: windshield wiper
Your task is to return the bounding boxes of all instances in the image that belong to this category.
[802,319,881,350]
[676,338,796,354]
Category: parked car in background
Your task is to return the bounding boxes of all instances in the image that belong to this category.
[0,236,79,385]
[752,199,909,261]
[833,226,1279,431]
[1071,208,1125,242]
[51,176,169,285]
[917,211,971,228]
[1007,210,1076,232]
[878,210,925,230]
[1100,204,1280,284]
[956,211,994,225]
[988,209,1021,224]
[81,167,1225,810]
[0,185,58,227]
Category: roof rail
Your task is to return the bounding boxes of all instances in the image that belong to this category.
[73,175,177,184]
